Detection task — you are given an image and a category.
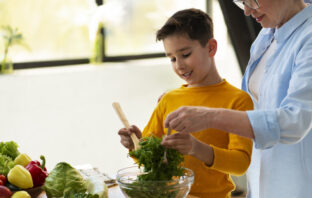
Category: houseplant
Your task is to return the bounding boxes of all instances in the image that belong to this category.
[0,25,27,74]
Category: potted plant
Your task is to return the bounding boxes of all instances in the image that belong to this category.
[0,25,27,74]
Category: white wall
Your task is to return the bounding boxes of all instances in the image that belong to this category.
[0,58,181,175]
[0,56,241,178]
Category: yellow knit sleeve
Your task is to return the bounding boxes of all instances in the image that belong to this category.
[208,135,253,176]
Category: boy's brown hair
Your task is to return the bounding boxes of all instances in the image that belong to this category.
[156,8,214,47]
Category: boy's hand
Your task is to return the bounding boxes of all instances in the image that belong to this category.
[161,132,196,155]
[118,125,142,150]
[162,132,214,166]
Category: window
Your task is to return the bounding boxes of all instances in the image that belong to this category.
[104,0,206,56]
[0,0,93,63]
[0,0,206,68]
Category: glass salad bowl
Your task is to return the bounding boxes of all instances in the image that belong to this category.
[116,166,194,198]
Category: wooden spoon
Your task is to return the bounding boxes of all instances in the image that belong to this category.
[112,102,140,150]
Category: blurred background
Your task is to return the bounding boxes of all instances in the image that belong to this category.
[0,0,261,193]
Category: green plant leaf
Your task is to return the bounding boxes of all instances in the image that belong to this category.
[1,25,29,57]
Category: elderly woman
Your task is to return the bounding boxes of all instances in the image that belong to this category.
[162,0,312,198]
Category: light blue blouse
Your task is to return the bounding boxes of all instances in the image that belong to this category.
[241,5,312,198]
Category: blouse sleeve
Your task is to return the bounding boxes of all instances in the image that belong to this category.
[248,36,312,149]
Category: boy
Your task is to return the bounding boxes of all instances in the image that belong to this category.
[118,8,253,198]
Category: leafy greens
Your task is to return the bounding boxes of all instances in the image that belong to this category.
[130,136,184,181]
[0,141,20,160]
[126,136,185,198]
[0,141,20,175]
[0,153,15,175]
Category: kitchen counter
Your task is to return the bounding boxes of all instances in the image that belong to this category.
[37,186,200,198]
[35,164,247,198]
[37,185,246,198]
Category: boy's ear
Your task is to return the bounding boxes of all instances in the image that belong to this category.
[206,38,217,57]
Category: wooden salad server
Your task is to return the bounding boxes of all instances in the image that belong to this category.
[112,102,140,151]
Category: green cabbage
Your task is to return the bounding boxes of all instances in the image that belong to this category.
[43,162,87,198]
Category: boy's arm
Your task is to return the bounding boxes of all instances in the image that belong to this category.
[202,94,254,175]
[207,134,252,176]
[164,121,252,175]
[165,121,253,175]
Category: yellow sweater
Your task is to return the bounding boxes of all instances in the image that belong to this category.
[142,80,253,198]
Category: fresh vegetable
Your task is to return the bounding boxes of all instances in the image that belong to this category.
[86,176,108,198]
[25,155,48,187]
[7,165,33,189]
[0,141,20,176]
[43,162,87,198]
[0,174,6,185]
[14,154,31,167]
[0,141,20,160]
[125,136,185,198]
[130,136,184,181]
[0,185,12,198]
[0,154,15,176]
[11,191,31,198]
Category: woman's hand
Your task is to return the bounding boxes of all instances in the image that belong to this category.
[165,106,214,133]
[118,125,142,150]
[165,106,254,139]
[161,132,197,155]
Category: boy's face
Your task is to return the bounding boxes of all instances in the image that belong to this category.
[163,34,216,87]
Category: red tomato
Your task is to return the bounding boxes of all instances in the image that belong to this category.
[0,185,12,198]
[0,175,6,185]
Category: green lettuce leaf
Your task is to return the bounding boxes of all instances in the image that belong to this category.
[0,153,14,175]
[43,162,87,198]
[0,141,20,160]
